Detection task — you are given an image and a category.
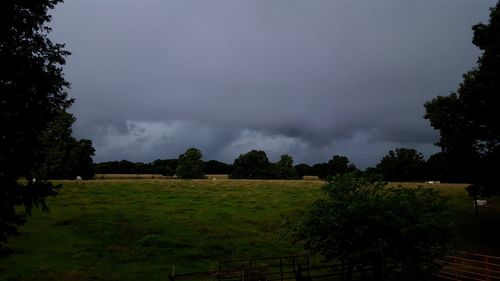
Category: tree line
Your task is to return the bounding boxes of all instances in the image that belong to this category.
[94,146,463,183]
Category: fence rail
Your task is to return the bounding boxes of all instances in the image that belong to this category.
[172,252,500,281]
[218,255,311,281]
[172,255,341,281]
[434,252,500,281]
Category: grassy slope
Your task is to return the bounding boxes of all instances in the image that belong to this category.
[388,182,500,254]
[0,179,322,281]
[1,180,500,280]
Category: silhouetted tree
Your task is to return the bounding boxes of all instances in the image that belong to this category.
[204,160,233,175]
[230,150,271,179]
[95,159,178,176]
[288,173,452,281]
[275,154,300,179]
[176,148,205,179]
[312,163,328,178]
[328,155,357,176]
[376,148,426,182]
[131,162,152,176]
[70,139,95,179]
[117,160,136,174]
[1,0,72,245]
[151,159,178,176]
[295,163,313,178]
[424,2,500,196]
[95,160,130,174]
[425,152,469,183]
[34,111,95,180]
[316,155,357,180]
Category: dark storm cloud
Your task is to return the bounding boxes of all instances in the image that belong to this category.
[50,0,496,167]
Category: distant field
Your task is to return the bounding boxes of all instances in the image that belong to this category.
[1,179,499,281]
[95,174,321,180]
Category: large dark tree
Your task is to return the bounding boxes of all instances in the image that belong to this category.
[289,173,452,281]
[1,0,72,245]
[295,163,313,178]
[72,139,95,179]
[275,154,300,179]
[34,111,95,180]
[176,148,205,179]
[424,2,500,195]
[230,150,271,179]
[316,155,357,180]
[425,152,468,183]
[328,155,357,176]
[376,148,426,182]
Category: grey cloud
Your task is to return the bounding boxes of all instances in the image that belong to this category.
[51,0,496,168]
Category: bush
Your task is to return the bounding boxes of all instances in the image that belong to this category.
[288,173,452,281]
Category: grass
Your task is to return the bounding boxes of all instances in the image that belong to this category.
[0,179,322,280]
[387,182,500,253]
[93,174,231,180]
[1,179,500,280]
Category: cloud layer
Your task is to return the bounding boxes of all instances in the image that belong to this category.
[50,0,496,167]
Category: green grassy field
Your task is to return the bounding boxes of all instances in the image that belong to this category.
[1,179,499,281]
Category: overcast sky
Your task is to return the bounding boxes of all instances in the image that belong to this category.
[50,0,496,168]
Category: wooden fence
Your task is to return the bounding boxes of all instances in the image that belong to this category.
[171,252,500,281]
[171,255,345,281]
[434,252,500,280]
[218,255,310,281]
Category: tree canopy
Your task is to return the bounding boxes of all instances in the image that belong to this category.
[230,150,271,179]
[176,148,205,179]
[424,2,500,195]
[376,148,426,182]
[1,0,71,245]
[204,160,233,175]
[34,111,95,180]
[316,155,358,180]
[274,154,300,179]
[288,173,452,281]
[151,159,178,177]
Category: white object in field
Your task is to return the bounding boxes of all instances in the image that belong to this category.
[427,181,441,184]
[476,199,488,207]
[76,176,82,180]
[32,178,36,183]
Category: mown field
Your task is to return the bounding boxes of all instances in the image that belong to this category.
[1,178,500,281]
